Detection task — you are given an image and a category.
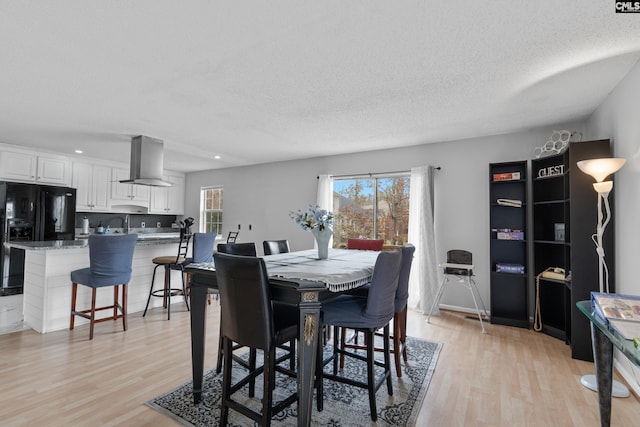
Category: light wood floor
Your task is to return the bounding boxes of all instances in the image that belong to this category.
[0,304,638,426]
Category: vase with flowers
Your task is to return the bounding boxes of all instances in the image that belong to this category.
[290,205,335,259]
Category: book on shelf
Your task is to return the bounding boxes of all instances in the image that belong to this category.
[495,229,524,240]
[495,263,525,274]
[492,172,521,181]
[496,198,523,208]
[591,292,640,340]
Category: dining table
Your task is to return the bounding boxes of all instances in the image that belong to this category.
[185,248,381,427]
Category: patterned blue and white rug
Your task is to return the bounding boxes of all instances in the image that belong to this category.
[147,336,442,426]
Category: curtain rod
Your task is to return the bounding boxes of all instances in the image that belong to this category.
[318,166,441,179]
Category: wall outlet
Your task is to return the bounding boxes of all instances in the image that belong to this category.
[141,222,145,228]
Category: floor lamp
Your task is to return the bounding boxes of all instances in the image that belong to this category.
[577,157,629,398]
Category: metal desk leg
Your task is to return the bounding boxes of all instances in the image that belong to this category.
[190,285,208,404]
[297,291,321,427]
[592,323,613,427]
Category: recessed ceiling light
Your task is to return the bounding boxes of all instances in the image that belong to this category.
[214,155,221,159]
[74,149,83,154]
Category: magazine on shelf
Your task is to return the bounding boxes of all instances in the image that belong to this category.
[591,292,640,340]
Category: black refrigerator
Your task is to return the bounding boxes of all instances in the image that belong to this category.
[1,182,76,295]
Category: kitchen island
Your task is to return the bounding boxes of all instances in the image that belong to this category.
[9,235,186,333]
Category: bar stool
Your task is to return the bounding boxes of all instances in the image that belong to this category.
[143,231,192,320]
[70,233,138,340]
[426,249,489,333]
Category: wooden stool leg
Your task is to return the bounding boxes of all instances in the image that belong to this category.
[122,284,128,331]
[89,288,97,340]
[339,327,346,369]
[399,308,408,362]
[113,286,119,320]
[70,282,78,330]
[393,313,402,377]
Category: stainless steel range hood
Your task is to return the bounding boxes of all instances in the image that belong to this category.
[119,135,172,187]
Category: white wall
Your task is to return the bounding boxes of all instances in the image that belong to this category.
[585,58,640,394]
[185,122,584,311]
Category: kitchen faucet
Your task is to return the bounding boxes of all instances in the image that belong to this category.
[125,214,129,234]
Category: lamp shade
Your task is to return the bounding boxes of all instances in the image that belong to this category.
[577,158,625,182]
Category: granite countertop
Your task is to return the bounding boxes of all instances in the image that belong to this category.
[7,234,181,251]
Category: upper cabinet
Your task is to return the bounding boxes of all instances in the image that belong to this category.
[72,161,111,212]
[149,173,185,215]
[110,167,151,206]
[0,149,71,186]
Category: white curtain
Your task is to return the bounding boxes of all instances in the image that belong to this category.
[316,174,334,246]
[316,174,333,212]
[407,166,439,314]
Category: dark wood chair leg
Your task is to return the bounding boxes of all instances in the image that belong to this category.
[399,308,408,362]
[366,330,377,422]
[70,282,78,330]
[339,327,346,369]
[113,286,119,320]
[89,288,97,340]
[216,322,224,374]
[248,348,257,397]
[220,337,232,426]
[393,313,402,377]
[384,325,393,395]
[122,284,128,331]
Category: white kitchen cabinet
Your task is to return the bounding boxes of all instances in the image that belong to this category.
[110,167,150,206]
[149,173,185,214]
[0,150,70,186]
[72,162,111,211]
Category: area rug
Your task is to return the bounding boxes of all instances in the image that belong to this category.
[147,336,442,426]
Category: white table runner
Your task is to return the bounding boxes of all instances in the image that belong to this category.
[188,248,380,292]
[264,248,379,292]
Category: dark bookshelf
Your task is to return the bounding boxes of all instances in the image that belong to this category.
[532,140,614,361]
[489,161,529,328]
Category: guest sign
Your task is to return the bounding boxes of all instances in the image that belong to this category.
[538,164,564,178]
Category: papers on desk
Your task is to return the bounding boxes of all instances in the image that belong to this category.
[592,292,640,340]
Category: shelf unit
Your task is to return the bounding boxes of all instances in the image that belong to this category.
[489,161,529,328]
[532,140,613,361]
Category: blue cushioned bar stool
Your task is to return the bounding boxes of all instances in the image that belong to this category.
[70,233,138,340]
[319,249,403,421]
[340,244,415,377]
[185,232,217,303]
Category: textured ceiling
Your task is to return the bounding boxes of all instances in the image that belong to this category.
[1,1,639,172]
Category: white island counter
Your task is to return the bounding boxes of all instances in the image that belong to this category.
[9,236,187,333]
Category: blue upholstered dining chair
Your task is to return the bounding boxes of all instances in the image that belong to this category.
[186,232,217,302]
[318,249,403,421]
[70,233,138,340]
[339,244,415,377]
[391,244,415,376]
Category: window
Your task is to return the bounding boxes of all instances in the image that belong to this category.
[332,175,410,248]
[200,187,223,235]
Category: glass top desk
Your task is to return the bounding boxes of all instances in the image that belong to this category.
[576,301,640,427]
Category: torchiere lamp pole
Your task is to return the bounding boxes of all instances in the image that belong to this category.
[577,157,629,398]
